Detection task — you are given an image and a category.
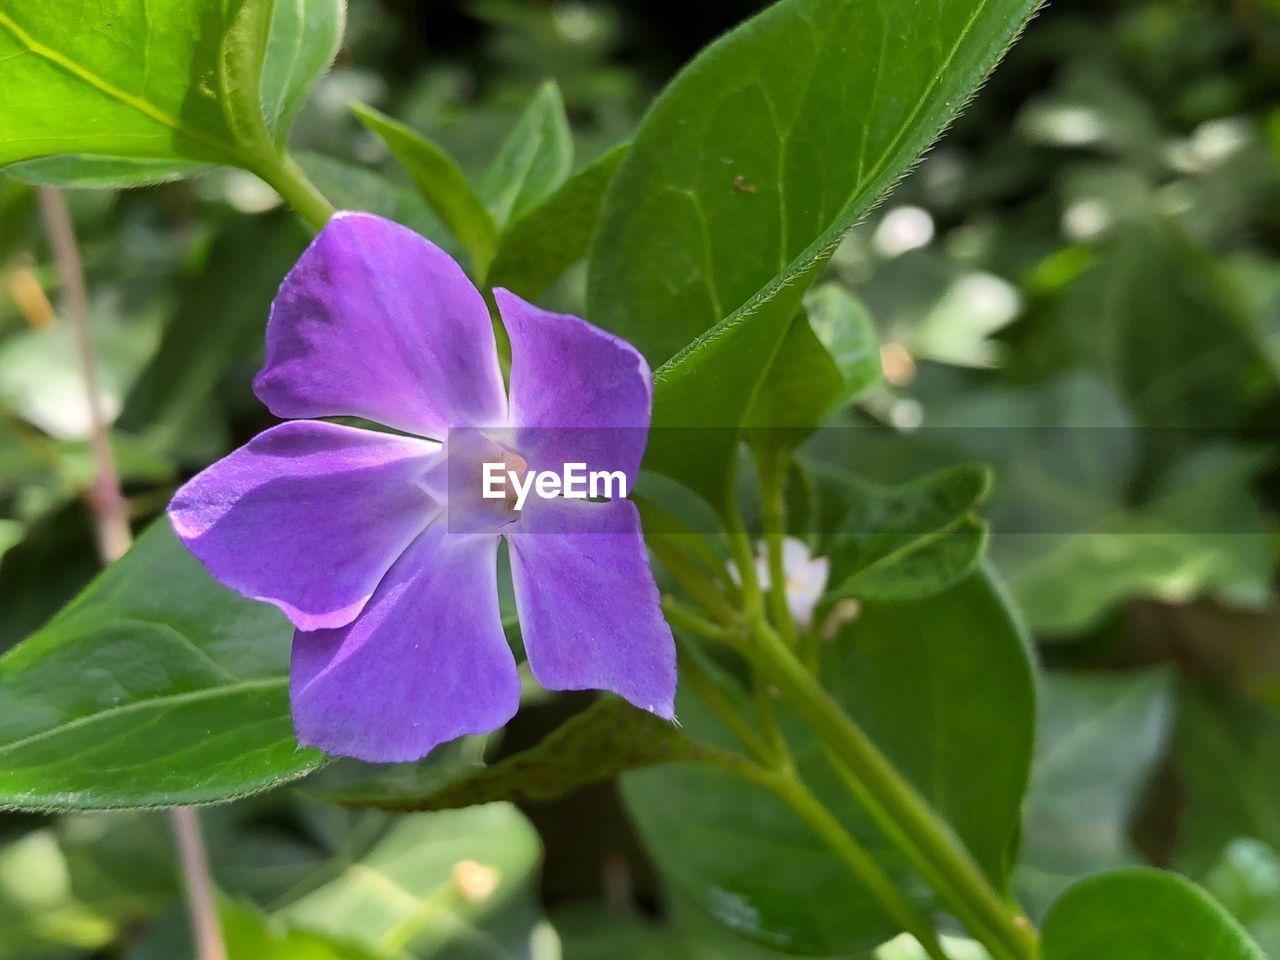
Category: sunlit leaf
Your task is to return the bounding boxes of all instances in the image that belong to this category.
[588,0,1041,505]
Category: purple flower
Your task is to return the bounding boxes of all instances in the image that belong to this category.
[167,212,676,762]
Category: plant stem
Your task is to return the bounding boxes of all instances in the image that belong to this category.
[678,644,951,960]
[676,645,776,766]
[38,187,228,960]
[170,806,229,960]
[768,771,954,960]
[256,151,336,232]
[662,596,736,645]
[748,618,1038,960]
[759,450,799,647]
[36,188,131,565]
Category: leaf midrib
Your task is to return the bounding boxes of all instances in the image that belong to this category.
[655,0,1000,383]
[0,9,247,165]
[0,675,286,758]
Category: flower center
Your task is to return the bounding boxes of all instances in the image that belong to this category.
[496,448,528,508]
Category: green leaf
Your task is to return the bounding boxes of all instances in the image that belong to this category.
[929,374,1273,634]
[314,697,749,811]
[1018,223,1278,430]
[0,520,326,810]
[4,0,341,188]
[997,444,1273,635]
[477,82,573,227]
[746,284,883,457]
[1176,692,1280,877]
[260,0,345,140]
[221,899,379,960]
[0,812,177,957]
[485,143,627,297]
[3,156,214,189]
[624,570,1035,954]
[745,311,844,451]
[276,805,549,960]
[352,102,498,273]
[0,0,341,184]
[816,463,991,603]
[1017,668,1174,916]
[805,284,882,407]
[1204,839,1280,958]
[1041,868,1266,960]
[588,0,1041,505]
[295,151,448,243]
[118,212,310,463]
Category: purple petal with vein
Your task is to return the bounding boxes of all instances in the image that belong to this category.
[507,497,675,717]
[291,523,518,762]
[497,288,651,481]
[168,420,438,631]
[256,212,507,438]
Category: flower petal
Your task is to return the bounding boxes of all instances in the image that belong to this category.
[496,288,651,483]
[507,497,675,717]
[290,523,518,762]
[168,420,438,631]
[256,212,507,438]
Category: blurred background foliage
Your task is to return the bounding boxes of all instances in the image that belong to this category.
[1,0,1279,957]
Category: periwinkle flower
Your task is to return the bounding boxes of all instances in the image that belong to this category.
[168,212,675,762]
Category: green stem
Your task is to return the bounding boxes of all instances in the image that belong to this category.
[820,747,1018,960]
[749,621,1038,960]
[662,596,737,646]
[679,650,951,960]
[759,450,798,647]
[723,506,792,757]
[724,503,763,619]
[768,772,954,960]
[255,151,337,232]
[799,620,823,676]
[676,645,776,767]
[651,534,739,625]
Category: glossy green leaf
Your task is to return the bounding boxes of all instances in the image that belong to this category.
[277,805,548,960]
[1017,668,1174,916]
[0,521,326,810]
[477,82,573,227]
[2,156,214,188]
[485,143,627,296]
[352,102,498,272]
[1041,869,1266,960]
[0,0,341,183]
[315,697,748,811]
[4,0,341,188]
[588,0,1041,505]
[817,463,991,603]
[624,570,1035,953]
